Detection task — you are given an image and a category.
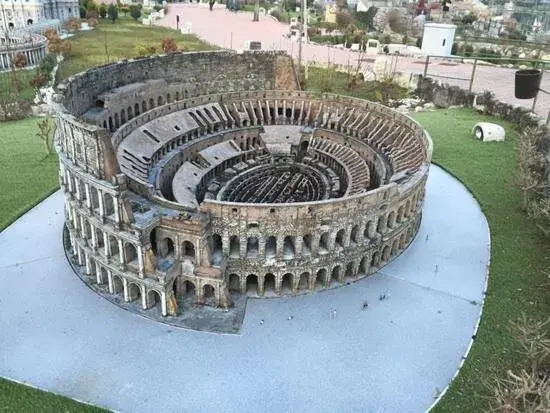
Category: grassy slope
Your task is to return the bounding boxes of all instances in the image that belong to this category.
[0,118,59,230]
[0,69,39,104]
[57,17,214,81]
[412,109,549,412]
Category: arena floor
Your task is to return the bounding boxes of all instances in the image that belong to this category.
[0,165,489,413]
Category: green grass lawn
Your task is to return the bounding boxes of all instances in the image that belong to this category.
[413,109,549,412]
[57,17,215,81]
[0,69,39,105]
[0,118,59,230]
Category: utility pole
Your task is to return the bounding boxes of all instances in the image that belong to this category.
[253,0,259,22]
[297,0,307,80]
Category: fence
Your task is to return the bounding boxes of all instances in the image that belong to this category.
[422,54,550,123]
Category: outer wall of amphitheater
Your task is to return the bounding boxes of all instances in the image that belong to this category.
[54,51,432,321]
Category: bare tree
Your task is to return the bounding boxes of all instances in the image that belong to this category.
[36,118,53,156]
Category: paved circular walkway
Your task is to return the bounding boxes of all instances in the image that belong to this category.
[0,165,489,413]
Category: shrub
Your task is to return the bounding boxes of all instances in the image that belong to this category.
[99,5,107,18]
[270,9,282,21]
[402,34,409,45]
[86,10,98,19]
[416,37,422,48]
[387,9,406,34]
[79,6,86,18]
[161,37,178,54]
[87,17,99,27]
[107,4,118,22]
[335,11,354,30]
[379,34,391,44]
[463,44,474,56]
[451,42,458,55]
[130,5,141,21]
[64,17,81,33]
[153,5,163,12]
[135,43,157,56]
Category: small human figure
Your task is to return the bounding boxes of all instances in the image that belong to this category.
[260,319,264,325]
[362,301,369,310]
[287,315,294,320]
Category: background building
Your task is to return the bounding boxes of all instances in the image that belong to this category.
[0,0,79,32]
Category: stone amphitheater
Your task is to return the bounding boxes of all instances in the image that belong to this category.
[54,51,432,327]
[0,32,47,71]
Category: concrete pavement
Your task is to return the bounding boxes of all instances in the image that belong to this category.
[0,165,489,413]
[161,3,550,118]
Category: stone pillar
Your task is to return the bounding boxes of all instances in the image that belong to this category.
[113,197,120,225]
[258,236,266,259]
[107,270,114,294]
[294,236,303,257]
[84,183,91,209]
[222,233,230,255]
[103,232,109,257]
[90,226,97,250]
[276,236,284,259]
[98,190,105,218]
[84,253,91,275]
[239,236,246,259]
[344,225,353,248]
[137,245,144,278]
[311,234,320,257]
[122,278,129,302]
[161,291,167,316]
[118,239,124,264]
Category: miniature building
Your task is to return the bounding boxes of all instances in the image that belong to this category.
[421,23,457,56]
[54,51,432,319]
[0,32,47,71]
[0,0,79,31]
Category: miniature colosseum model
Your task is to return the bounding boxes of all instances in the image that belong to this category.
[55,51,432,319]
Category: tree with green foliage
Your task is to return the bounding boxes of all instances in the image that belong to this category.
[130,5,141,21]
[99,5,107,18]
[107,4,118,23]
[355,6,377,31]
[461,12,477,25]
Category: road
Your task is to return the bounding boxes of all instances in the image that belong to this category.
[160,3,550,118]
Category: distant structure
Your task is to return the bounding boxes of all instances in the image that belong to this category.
[0,0,79,32]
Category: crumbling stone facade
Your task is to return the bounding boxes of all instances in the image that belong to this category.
[55,51,432,320]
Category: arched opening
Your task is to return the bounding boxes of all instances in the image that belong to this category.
[391,239,399,256]
[263,273,276,295]
[103,192,115,216]
[246,237,259,258]
[166,93,171,103]
[127,283,141,302]
[350,225,359,244]
[387,211,396,229]
[114,113,119,129]
[212,234,222,265]
[364,220,374,241]
[124,243,138,264]
[159,237,175,258]
[283,236,295,258]
[90,186,100,209]
[203,284,216,306]
[246,274,259,295]
[98,266,108,284]
[127,106,133,120]
[345,262,354,281]
[157,96,163,106]
[315,269,326,290]
[335,229,345,250]
[149,98,155,110]
[400,232,407,248]
[371,252,380,267]
[229,273,241,292]
[175,91,180,101]
[183,280,196,300]
[142,101,147,113]
[112,275,123,294]
[109,235,120,259]
[319,232,329,254]
[382,245,391,262]
[298,272,309,291]
[300,141,309,151]
[281,273,293,294]
[397,206,404,223]
[108,117,113,132]
[377,217,386,233]
[265,236,276,259]
[27,19,33,25]
[95,226,105,250]
[146,289,162,310]
[182,240,195,260]
[134,103,140,116]
[229,236,240,258]
[359,257,368,275]
[120,109,126,124]
[331,266,341,286]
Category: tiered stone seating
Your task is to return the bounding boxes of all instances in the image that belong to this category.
[309,138,370,195]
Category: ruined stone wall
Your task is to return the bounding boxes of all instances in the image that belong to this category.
[59,51,295,116]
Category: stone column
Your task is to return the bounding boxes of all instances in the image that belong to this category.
[276,236,284,259]
[294,236,303,257]
[90,226,97,250]
[137,245,144,278]
[84,183,91,209]
[239,236,246,259]
[258,236,266,260]
[118,239,124,264]
[113,197,120,225]
[103,232,109,257]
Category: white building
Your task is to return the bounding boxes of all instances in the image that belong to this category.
[420,23,457,57]
[0,0,79,32]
